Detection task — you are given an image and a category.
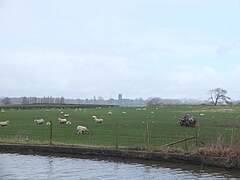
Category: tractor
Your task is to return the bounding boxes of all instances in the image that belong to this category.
[180,113,197,127]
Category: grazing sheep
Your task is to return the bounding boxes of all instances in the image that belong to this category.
[46,122,51,125]
[151,111,154,114]
[122,111,126,114]
[0,120,9,126]
[66,121,71,125]
[64,114,69,117]
[58,118,67,124]
[76,125,89,134]
[108,111,112,115]
[200,113,205,116]
[93,116,103,123]
[94,118,103,123]
[1,109,5,113]
[34,119,44,125]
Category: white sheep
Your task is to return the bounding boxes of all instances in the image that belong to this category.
[66,121,71,125]
[0,120,9,126]
[46,122,51,125]
[122,111,126,114]
[93,116,103,123]
[108,111,112,115]
[34,119,44,125]
[1,109,5,113]
[58,118,67,124]
[76,125,89,134]
[64,114,69,117]
[92,115,97,119]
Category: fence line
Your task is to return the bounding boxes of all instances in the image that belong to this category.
[0,121,239,151]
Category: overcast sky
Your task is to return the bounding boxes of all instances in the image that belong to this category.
[0,0,240,100]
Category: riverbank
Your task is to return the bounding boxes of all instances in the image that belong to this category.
[0,143,239,170]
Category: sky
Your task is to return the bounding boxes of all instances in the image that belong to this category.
[0,0,240,100]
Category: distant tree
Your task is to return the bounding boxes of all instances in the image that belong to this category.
[98,96,104,101]
[208,88,231,105]
[2,97,11,106]
[50,96,54,103]
[147,97,161,107]
[33,97,37,104]
[29,97,35,104]
[60,97,65,104]
[21,97,29,104]
[54,98,59,104]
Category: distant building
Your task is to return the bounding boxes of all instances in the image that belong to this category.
[118,94,122,105]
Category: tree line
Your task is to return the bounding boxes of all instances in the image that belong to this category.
[1,96,65,106]
[147,88,232,107]
[0,88,234,107]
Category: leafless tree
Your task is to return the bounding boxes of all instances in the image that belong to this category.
[21,96,29,104]
[208,88,231,105]
[2,97,11,106]
[60,97,65,104]
[147,97,161,107]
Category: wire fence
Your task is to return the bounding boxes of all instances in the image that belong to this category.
[1,120,238,151]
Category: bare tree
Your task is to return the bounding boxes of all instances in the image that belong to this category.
[208,88,231,105]
[60,97,65,104]
[2,97,11,106]
[147,97,161,107]
[21,97,29,104]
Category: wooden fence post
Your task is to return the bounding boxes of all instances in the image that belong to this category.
[50,120,53,145]
[144,123,149,149]
[185,132,189,151]
[115,122,119,149]
[195,121,200,147]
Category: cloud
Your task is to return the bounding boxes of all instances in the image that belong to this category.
[1,50,240,100]
[0,51,145,98]
[166,66,217,85]
[0,1,240,100]
[217,41,240,55]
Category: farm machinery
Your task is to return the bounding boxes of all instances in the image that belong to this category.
[180,113,197,127]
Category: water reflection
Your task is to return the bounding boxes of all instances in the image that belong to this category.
[0,153,239,180]
[47,157,53,179]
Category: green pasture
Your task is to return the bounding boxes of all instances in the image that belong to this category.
[0,106,239,150]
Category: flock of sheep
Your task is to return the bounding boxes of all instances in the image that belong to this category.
[0,107,151,134]
[1,108,108,135]
[31,109,109,135]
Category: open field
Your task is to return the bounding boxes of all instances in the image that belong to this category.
[0,105,240,151]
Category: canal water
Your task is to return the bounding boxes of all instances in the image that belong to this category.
[0,153,239,179]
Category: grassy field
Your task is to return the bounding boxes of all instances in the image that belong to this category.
[0,105,240,151]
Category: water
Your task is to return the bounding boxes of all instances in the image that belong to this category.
[0,153,239,180]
